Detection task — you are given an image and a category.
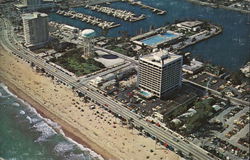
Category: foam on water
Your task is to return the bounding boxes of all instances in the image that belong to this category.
[54,142,74,153]
[66,137,104,160]
[44,118,61,130]
[29,117,40,124]
[19,110,25,115]
[0,83,17,98]
[12,102,20,107]
[26,116,32,123]
[24,103,103,159]
[33,121,57,142]
[66,153,87,160]
[55,125,104,159]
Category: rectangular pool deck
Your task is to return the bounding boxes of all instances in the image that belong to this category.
[140,31,181,47]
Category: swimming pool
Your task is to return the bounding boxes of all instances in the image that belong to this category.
[140,90,152,97]
[140,32,178,46]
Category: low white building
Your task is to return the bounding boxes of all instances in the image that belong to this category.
[177,21,204,32]
[89,77,103,87]
[182,59,204,74]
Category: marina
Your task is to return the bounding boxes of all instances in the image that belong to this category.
[86,4,146,22]
[52,0,248,71]
[127,0,166,15]
[56,10,120,29]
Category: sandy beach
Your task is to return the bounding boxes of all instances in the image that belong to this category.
[0,45,180,160]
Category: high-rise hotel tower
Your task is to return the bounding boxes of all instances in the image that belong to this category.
[138,50,183,98]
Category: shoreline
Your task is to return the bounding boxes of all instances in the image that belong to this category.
[0,76,118,160]
[187,0,250,14]
[178,25,223,50]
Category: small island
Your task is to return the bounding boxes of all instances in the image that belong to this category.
[187,0,250,13]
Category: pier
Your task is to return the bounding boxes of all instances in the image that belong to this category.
[86,5,146,22]
[127,0,166,15]
[56,10,120,29]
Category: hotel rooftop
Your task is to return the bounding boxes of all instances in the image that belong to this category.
[140,50,182,67]
[177,20,203,28]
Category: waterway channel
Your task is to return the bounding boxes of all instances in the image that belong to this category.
[49,0,250,71]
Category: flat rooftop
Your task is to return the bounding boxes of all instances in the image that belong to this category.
[183,59,204,72]
[178,21,203,28]
[22,12,48,19]
[140,50,182,67]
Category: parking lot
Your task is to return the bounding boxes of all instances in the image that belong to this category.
[216,106,249,152]
[190,105,250,160]
[113,83,199,119]
[185,72,226,91]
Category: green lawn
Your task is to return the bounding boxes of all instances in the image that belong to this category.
[107,46,127,54]
[106,45,136,57]
[51,49,105,77]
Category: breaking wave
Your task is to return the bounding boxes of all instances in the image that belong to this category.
[12,102,20,107]
[19,110,25,115]
[54,142,74,153]
[33,121,57,142]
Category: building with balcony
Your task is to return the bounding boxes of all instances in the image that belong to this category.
[22,12,49,47]
[138,50,183,98]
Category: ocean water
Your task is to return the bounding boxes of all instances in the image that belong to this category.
[0,83,103,160]
[49,0,250,71]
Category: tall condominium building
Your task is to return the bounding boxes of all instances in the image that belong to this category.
[16,0,56,11]
[23,0,41,6]
[22,12,49,47]
[138,50,183,98]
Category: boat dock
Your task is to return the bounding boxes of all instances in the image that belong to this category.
[128,0,166,15]
[87,0,120,5]
[56,10,120,29]
[86,5,146,22]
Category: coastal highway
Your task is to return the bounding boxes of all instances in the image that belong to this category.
[0,18,217,160]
